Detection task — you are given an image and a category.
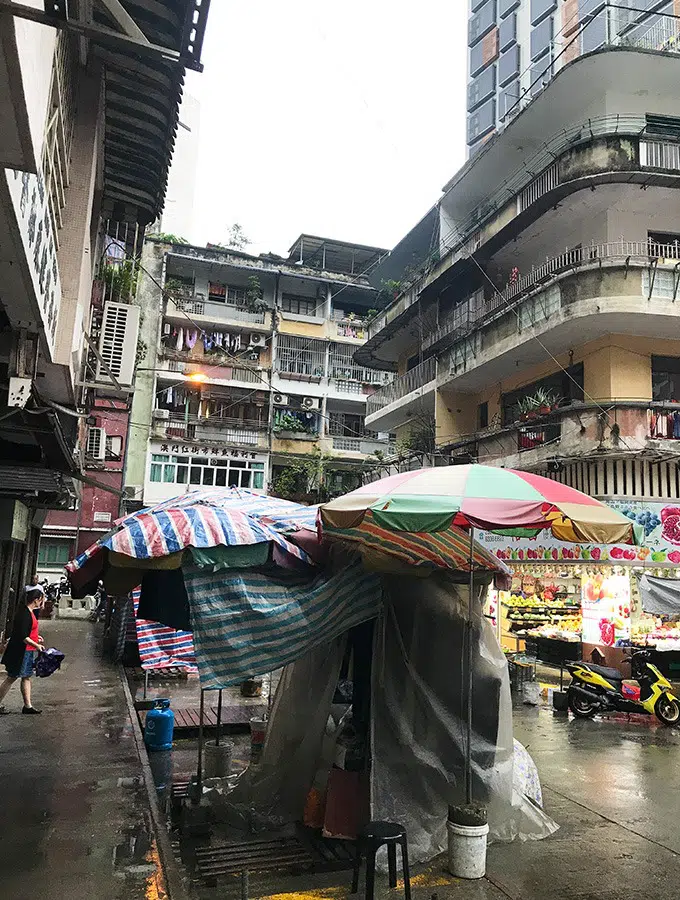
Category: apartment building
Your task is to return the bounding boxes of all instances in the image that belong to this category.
[361,2,680,507]
[467,0,678,154]
[125,235,393,507]
[0,2,210,617]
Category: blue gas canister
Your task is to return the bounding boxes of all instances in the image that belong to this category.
[144,699,174,751]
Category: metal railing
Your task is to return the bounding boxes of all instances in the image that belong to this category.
[161,358,265,385]
[432,240,680,354]
[168,295,267,325]
[366,357,437,416]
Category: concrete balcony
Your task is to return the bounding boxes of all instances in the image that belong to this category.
[437,241,680,393]
[365,358,436,432]
[165,295,272,332]
[445,402,680,473]
[151,411,268,448]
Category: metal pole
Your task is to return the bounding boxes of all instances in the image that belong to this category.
[216,688,222,746]
[196,688,205,800]
[465,527,475,807]
[143,670,148,701]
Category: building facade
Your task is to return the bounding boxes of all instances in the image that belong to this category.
[467,0,679,155]
[362,4,680,497]
[125,236,393,508]
[0,3,211,615]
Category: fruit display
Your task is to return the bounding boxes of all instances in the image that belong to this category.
[632,615,680,650]
[501,566,582,642]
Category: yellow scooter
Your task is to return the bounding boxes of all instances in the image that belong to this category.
[566,650,680,726]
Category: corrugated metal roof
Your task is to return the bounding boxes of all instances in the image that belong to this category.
[93,1,205,226]
[0,467,72,497]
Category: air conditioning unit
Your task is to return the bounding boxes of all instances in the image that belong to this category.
[96,301,141,387]
[154,408,170,420]
[249,333,266,348]
[273,393,289,406]
[302,396,320,410]
[86,426,106,460]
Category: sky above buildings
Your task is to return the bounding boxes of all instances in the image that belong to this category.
[184,1,467,256]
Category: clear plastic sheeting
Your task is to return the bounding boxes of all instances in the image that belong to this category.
[224,637,346,830]
[372,573,558,866]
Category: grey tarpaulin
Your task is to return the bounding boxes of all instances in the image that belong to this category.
[373,572,557,862]
[638,575,680,617]
[221,569,557,862]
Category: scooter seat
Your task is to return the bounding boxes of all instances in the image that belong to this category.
[586,663,623,682]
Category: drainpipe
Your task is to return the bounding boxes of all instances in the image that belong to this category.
[266,272,280,490]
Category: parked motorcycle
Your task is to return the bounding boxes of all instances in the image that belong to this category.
[566,649,680,726]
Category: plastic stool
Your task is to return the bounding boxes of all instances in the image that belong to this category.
[351,821,411,900]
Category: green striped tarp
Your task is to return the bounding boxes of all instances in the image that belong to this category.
[184,561,382,688]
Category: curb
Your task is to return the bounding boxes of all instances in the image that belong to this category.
[119,665,189,900]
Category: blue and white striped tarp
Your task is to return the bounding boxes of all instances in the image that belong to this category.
[184,561,382,688]
[132,589,197,672]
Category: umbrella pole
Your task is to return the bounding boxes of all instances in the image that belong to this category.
[216,688,222,746]
[465,527,475,807]
[196,688,205,800]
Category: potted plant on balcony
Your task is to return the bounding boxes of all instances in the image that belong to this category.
[517,396,534,422]
[273,412,309,439]
[532,388,558,417]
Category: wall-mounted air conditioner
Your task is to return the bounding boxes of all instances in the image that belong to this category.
[273,393,289,406]
[302,396,320,410]
[154,408,170,420]
[97,301,141,387]
[86,426,106,460]
[249,333,266,348]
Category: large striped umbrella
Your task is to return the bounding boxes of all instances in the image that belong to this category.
[319,465,640,546]
[319,464,639,808]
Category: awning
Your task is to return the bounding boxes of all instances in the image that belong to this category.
[637,575,680,618]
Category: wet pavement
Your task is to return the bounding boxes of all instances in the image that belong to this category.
[3,622,680,900]
[215,702,680,900]
[0,619,167,900]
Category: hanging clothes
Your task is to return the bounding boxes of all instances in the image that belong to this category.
[186,329,198,350]
[203,333,214,352]
[674,412,680,440]
[176,327,184,352]
[166,387,173,404]
[215,332,224,347]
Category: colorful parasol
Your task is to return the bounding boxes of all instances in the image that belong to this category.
[319,465,641,546]
[319,464,640,808]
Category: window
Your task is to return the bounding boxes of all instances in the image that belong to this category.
[518,285,560,330]
[501,364,584,425]
[105,434,123,460]
[652,357,680,401]
[281,295,318,317]
[478,402,489,429]
[208,283,248,306]
[149,452,266,490]
[38,539,72,567]
[42,33,76,246]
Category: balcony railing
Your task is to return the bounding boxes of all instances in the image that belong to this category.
[428,240,680,354]
[153,411,267,446]
[366,357,436,416]
[167,295,267,325]
[160,358,265,385]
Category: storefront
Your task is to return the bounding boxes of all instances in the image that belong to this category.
[480,498,680,668]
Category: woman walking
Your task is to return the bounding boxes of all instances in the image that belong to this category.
[0,587,45,714]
